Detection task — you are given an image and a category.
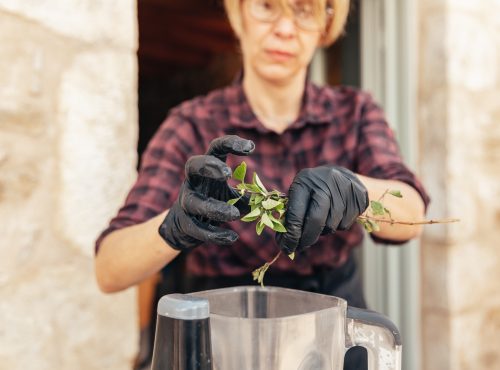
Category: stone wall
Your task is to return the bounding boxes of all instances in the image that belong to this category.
[419,0,500,369]
[0,1,139,369]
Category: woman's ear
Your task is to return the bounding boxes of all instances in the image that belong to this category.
[319,12,335,48]
[318,33,328,48]
[317,30,330,48]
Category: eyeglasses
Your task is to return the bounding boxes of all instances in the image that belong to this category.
[245,0,333,32]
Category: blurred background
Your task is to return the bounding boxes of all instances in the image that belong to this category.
[0,0,499,369]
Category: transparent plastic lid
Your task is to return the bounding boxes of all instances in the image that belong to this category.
[157,293,210,320]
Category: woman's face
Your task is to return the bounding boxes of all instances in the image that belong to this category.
[239,0,325,84]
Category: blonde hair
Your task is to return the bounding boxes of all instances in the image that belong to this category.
[223,0,351,47]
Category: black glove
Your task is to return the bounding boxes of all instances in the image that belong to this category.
[159,135,255,251]
[276,166,369,254]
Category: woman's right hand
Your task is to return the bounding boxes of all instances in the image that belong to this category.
[277,166,369,254]
[158,135,255,251]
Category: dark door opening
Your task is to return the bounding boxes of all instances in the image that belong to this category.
[137,0,240,157]
[326,0,360,87]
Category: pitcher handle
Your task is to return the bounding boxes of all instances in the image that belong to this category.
[345,306,402,370]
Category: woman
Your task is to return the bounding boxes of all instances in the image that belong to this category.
[95,0,429,368]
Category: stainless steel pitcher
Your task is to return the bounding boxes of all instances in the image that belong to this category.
[151,286,402,370]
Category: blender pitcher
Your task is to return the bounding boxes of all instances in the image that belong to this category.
[151,286,402,370]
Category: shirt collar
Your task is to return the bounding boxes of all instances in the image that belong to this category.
[225,74,337,133]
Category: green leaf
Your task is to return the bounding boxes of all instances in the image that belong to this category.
[268,213,287,232]
[370,200,385,216]
[256,221,265,235]
[261,212,274,228]
[384,207,392,219]
[267,212,280,223]
[242,207,261,221]
[253,172,268,193]
[249,194,264,206]
[364,222,373,232]
[241,215,260,222]
[274,201,285,210]
[272,221,287,232]
[262,198,281,210]
[227,197,241,205]
[233,161,247,182]
[236,183,246,190]
[388,190,403,198]
[358,218,381,233]
[248,183,266,194]
[252,263,270,287]
[368,219,381,232]
[254,194,264,204]
[252,268,260,281]
[357,219,373,232]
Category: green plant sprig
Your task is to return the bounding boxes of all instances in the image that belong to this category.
[228,161,289,237]
[228,161,458,287]
[227,161,295,287]
[356,189,402,232]
[357,189,460,228]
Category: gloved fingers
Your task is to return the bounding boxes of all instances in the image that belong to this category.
[180,188,241,222]
[189,217,239,245]
[353,179,369,212]
[158,205,201,250]
[206,135,255,162]
[337,182,369,230]
[336,166,358,181]
[186,155,231,183]
[325,176,349,231]
[297,190,330,250]
[335,168,369,214]
[276,180,311,254]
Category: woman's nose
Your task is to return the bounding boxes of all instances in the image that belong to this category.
[272,13,297,38]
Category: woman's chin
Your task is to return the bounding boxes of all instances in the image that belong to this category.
[254,65,302,84]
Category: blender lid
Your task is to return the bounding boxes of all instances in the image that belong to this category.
[157,293,210,320]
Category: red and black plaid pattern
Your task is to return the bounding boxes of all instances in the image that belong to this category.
[96,80,429,277]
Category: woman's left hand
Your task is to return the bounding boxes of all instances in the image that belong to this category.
[276,166,369,254]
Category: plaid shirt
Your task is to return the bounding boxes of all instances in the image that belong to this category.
[96,80,429,277]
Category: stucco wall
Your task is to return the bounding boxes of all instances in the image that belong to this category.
[419,0,500,369]
[0,1,139,369]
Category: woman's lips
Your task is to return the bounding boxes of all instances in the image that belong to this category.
[265,49,295,62]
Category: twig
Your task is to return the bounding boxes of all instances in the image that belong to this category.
[377,189,390,202]
[252,251,282,287]
[357,215,460,226]
[268,251,282,264]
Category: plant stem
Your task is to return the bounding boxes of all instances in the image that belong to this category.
[268,251,282,264]
[234,186,460,227]
[357,215,460,226]
[377,189,390,202]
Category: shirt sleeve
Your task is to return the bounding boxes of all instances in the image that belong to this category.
[355,92,431,244]
[94,110,202,253]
